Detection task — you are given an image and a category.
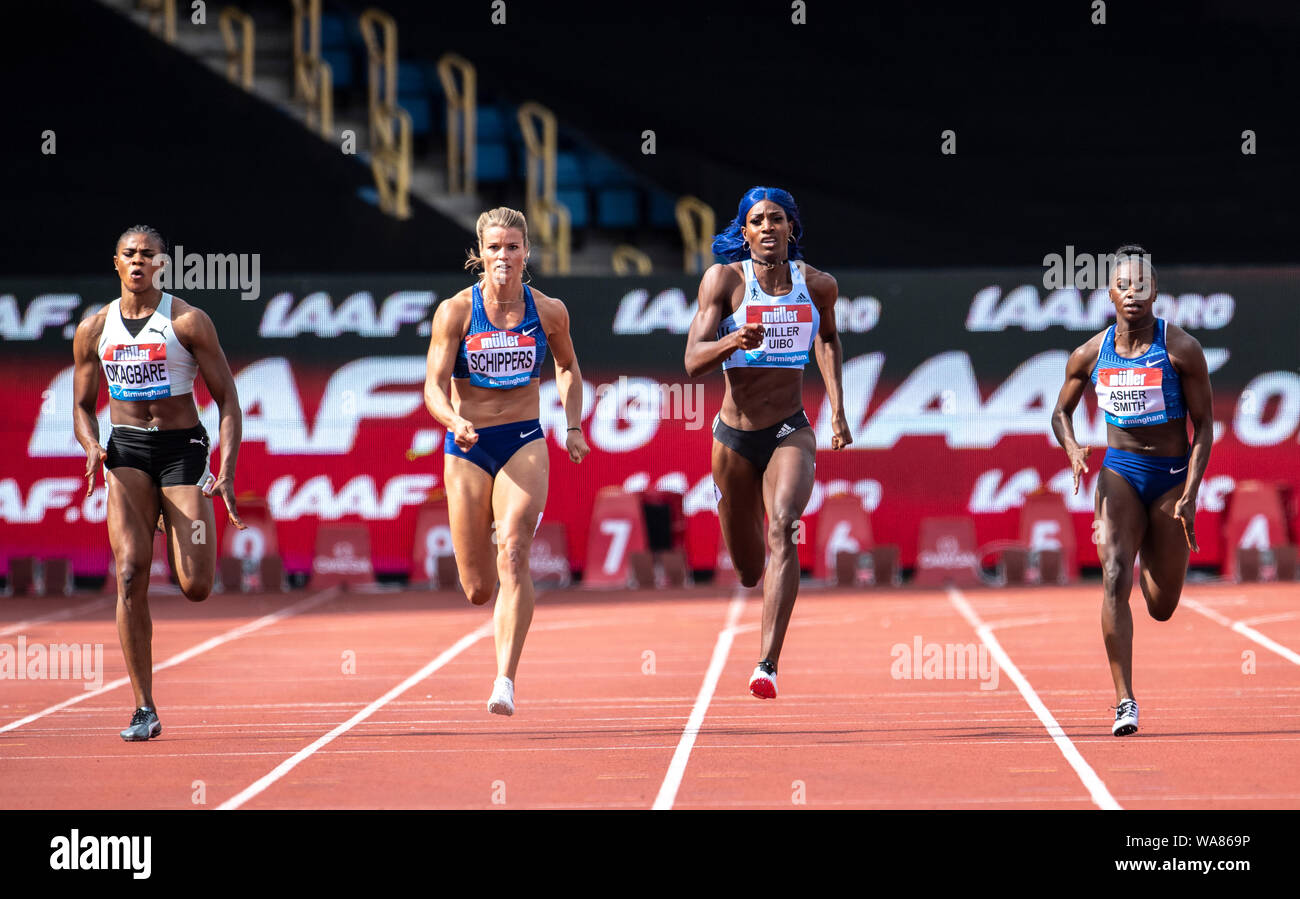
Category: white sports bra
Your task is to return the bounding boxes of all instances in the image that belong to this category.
[96,293,199,401]
[718,259,820,370]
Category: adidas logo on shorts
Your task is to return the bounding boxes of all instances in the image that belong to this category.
[775,424,795,439]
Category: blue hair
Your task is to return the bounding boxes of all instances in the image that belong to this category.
[710,186,805,262]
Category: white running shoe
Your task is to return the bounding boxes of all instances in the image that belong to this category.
[1112,699,1138,736]
[487,676,515,716]
[748,665,777,699]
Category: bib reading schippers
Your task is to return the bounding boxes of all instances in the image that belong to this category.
[96,294,198,401]
[453,282,549,389]
[719,259,820,370]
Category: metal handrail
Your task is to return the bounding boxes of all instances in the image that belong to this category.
[613,245,653,275]
[517,101,557,225]
[218,7,255,90]
[436,53,477,194]
[534,198,571,275]
[289,0,332,137]
[359,7,411,219]
[138,0,176,43]
[676,196,716,274]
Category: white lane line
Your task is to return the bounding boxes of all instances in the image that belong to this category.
[0,588,338,735]
[946,587,1122,811]
[0,598,113,638]
[218,620,493,810]
[1239,611,1300,628]
[653,590,747,811]
[1183,597,1300,667]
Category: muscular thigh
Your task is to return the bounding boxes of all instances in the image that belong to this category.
[712,440,765,547]
[762,430,816,527]
[492,439,549,543]
[1095,467,1147,569]
[160,485,216,584]
[1138,482,1191,601]
[106,468,160,565]
[444,454,497,574]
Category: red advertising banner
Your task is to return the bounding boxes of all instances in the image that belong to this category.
[3,270,1297,578]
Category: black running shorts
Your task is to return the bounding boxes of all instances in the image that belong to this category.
[105,424,212,488]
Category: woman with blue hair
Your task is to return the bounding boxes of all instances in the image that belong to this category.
[685,187,852,699]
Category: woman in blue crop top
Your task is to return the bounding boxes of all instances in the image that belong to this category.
[423,207,589,717]
[1051,245,1214,737]
[685,186,851,701]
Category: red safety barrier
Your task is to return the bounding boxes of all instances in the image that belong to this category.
[410,497,455,587]
[915,517,980,587]
[220,495,282,591]
[814,493,874,582]
[311,523,375,589]
[531,521,572,588]
[1222,481,1290,580]
[583,488,648,588]
[1018,490,1078,583]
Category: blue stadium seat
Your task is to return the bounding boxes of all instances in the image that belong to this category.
[555,152,583,188]
[321,49,353,90]
[397,61,427,94]
[556,189,589,229]
[648,190,677,228]
[402,96,432,136]
[477,105,507,142]
[476,143,511,183]
[320,14,347,49]
[596,188,641,228]
[584,152,636,188]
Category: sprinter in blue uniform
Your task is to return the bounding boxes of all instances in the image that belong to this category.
[685,187,852,700]
[423,207,589,716]
[1052,245,1214,736]
[72,225,245,741]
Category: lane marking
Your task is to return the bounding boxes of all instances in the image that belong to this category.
[0,588,338,735]
[653,591,747,811]
[946,587,1122,811]
[1183,597,1300,667]
[218,620,492,810]
[0,598,113,637]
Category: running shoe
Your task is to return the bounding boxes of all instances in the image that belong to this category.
[487,676,515,716]
[120,707,161,742]
[1112,699,1139,737]
[748,663,777,699]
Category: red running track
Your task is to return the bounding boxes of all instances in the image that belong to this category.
[1,581,1298,809]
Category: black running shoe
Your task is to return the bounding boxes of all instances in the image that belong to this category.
[120,707,162,742]
[1112,699,1138,737]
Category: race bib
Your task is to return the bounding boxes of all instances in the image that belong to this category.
[745,303,815,366]
[465,330,538,388]
[102,343,171,401]
[1096,367,1167,425]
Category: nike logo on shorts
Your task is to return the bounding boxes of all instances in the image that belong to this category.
[1169,466,1187,474]
[520,428,540,439]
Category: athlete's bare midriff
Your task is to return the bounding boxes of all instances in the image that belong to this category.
[1105,419,1190,457]
[721,367,804,431]
[450,378,541,429]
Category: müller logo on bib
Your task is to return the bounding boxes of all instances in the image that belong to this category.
[746,304,813,362]
[1097,366,1166,420]
[466,330,537,387]
[102,343,171,401]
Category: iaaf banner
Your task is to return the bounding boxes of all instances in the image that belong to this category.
[2,268,1297,577]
